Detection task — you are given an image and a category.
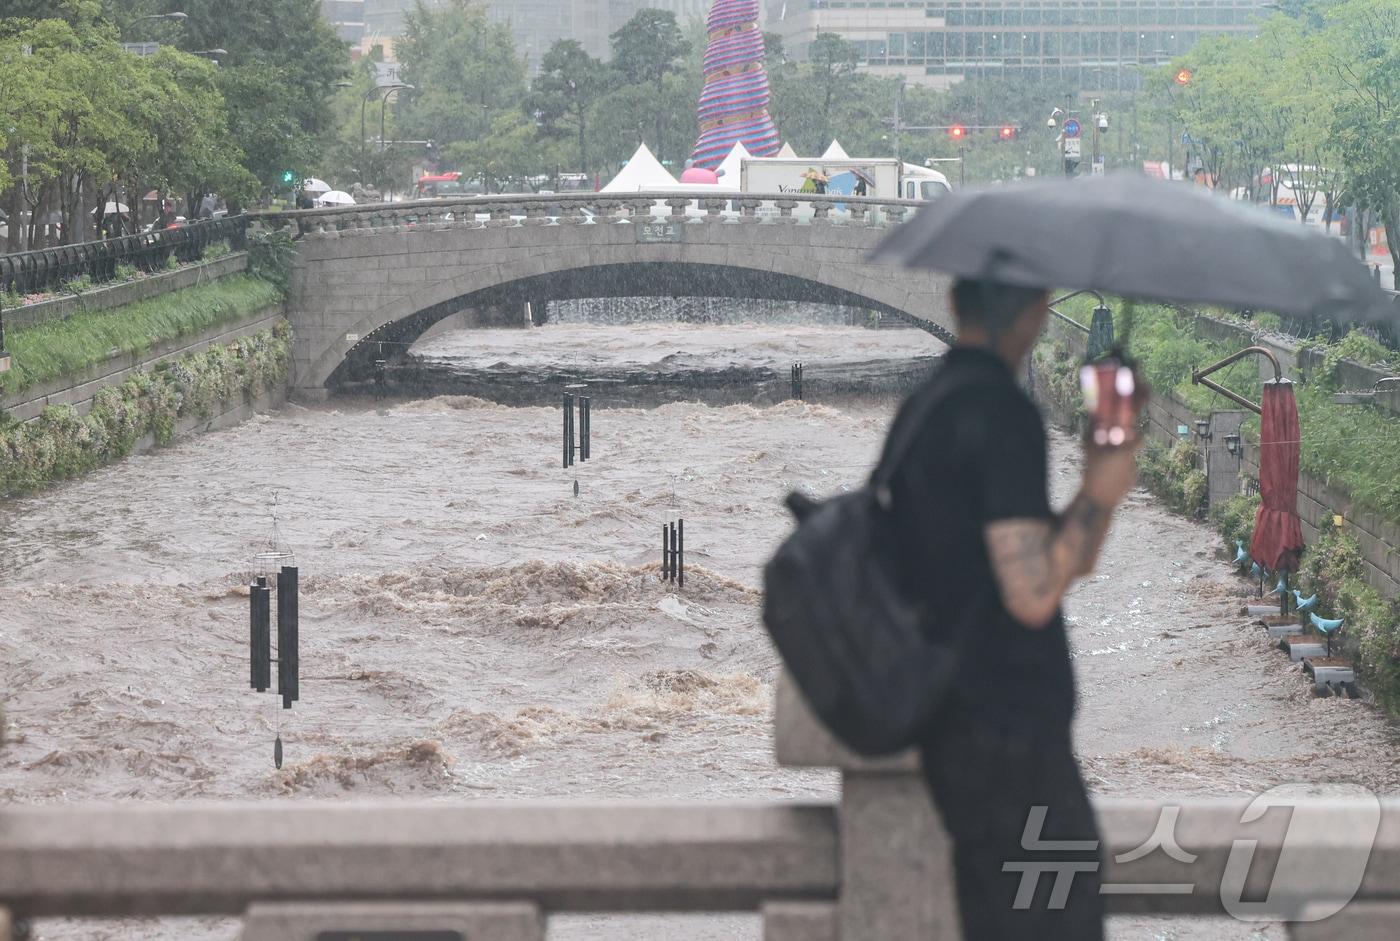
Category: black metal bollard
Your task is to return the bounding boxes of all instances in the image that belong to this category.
[791,362,804,401]
[249,576,271,692]
[277,566,299,709]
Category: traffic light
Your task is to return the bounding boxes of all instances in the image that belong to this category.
[280,169,297,186]
[1174,68,1193,86]
[948,124,966,142]
[998,125,1017,141]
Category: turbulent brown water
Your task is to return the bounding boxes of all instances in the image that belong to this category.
[1,323,1396,940]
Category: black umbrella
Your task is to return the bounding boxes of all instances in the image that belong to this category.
[872,173,1392,324]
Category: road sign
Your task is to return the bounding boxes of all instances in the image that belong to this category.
[1065,137,1082,159]
[1063,118,1082,139]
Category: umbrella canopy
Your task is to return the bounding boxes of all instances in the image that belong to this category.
[871,173,1392,324]
[317,190,355,207]
[92,201,130,215]
[300,178,331,195]
[1251,380,1305,572]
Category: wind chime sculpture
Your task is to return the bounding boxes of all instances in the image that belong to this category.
[247,501,300,769]
[689,0,781,170]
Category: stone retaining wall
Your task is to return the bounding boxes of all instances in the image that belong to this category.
[4,253,248,331]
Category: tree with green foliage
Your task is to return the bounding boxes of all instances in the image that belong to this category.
[608,9,690,163]
[805,33,860,156]
[171,0,348,198]
[447,111,565,194]
[1325,0,1400,272]
[395,0,526,164]
[530,40,612,175]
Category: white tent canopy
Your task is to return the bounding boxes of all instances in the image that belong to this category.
[601,143,678,192]
[712,141,750,190]
[821,140,850,159]
[776,142,798,158]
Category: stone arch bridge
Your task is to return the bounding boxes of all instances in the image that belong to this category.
[262,193,954,394]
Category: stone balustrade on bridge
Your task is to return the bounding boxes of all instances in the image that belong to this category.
[2,675,1397,941]
[256,193,955,396]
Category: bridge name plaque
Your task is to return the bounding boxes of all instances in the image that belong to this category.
[637,221,683,244]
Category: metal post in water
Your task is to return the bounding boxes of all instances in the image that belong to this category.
[250,576,271,692]
[277,566,299,709]
[662,524,671,580]
[678,518,684,588]
[563,393,575,469]
[580,396,591,462]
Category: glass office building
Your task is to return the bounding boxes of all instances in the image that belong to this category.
[767,1,1262,87]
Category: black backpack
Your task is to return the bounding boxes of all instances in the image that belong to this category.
[762,373,985,756]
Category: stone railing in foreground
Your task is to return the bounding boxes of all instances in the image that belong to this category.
[252,191,929,237]
[2,677,1398,940]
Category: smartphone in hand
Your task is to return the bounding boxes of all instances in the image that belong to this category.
[1080,354,1139,447]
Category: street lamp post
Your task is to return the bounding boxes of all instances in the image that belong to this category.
[360,83,412,187]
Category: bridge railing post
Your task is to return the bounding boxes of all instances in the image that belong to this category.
[774,198,799,224]
[666,198,691,223]
[774,673,962,940]
[594,199,624,223]
[700,197,728,220]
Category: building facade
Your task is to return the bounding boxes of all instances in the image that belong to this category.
[766,1,1262,88]
[321,0,367,43]
[360,1,712,72]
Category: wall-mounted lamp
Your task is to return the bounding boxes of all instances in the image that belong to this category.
[1195,418,1212,440]
[1224,433,1241,456]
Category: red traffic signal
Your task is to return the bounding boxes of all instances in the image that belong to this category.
[948,124,966,141]
[998,125,1017,140]
[1174,68,1193,86]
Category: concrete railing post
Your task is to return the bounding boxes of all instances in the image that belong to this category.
[774,674,962,940]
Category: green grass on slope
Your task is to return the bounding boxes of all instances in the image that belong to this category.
[1,275,282,396]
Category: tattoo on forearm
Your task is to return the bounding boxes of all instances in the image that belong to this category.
[985,496,1116,626]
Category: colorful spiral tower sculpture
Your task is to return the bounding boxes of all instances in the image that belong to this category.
[689,0,781,170]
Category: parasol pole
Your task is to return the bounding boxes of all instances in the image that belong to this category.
[1191,345,1284,416]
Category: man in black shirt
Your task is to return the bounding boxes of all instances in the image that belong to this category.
[886,278,1142,940]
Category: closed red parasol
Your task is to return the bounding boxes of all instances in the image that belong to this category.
[1250,380,1304,572]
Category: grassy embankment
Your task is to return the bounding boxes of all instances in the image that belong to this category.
[0,273,289,497]
[0,274,281,396]
[1036,301,1400,711]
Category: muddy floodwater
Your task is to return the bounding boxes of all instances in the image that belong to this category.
[1,323,1396,940]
